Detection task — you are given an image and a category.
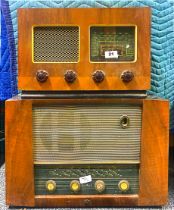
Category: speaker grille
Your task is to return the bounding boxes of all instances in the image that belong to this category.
[33,26,79,62]
[32,105,142,164]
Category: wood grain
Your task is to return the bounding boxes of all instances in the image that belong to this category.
[139,99,169,205]
[18,8,151,91]
[35,195,138,207]
[5,97,169,207]
[5,99,35,206]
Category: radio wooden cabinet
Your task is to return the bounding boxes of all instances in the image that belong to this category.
[6,6,169,208]
[18,8,151,91]
[5,97,169,207]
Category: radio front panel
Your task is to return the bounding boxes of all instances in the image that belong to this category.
[18,8,151,91]
[5,97,169,207]
[34,165,139,195]
[32,104,141,196]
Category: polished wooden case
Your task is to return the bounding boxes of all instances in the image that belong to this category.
[5,97,169,207]
[18,8,151,91]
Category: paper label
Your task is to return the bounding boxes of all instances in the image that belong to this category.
[105,51,119,59]
[79,175,92,184]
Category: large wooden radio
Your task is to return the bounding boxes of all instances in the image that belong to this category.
[5,97,169,207]
[18,8,151,91]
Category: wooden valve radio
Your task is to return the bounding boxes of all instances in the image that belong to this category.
[5,7,169,208]
[5,97,169,207]
[18,8,151,91]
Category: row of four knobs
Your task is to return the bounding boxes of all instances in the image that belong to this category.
[46,179,130,193]
[36,70,134,83]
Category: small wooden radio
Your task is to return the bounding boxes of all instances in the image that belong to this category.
[18,8,151,91]
[5,97,169,207]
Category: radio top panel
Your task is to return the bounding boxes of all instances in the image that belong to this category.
[18,8,151,91]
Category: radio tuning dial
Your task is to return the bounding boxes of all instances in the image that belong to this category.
[64,70,77,83]
[36,70,49,83]
[95,180,105,193]
[118,180,129,192]
[70,180,81,193]
[46,180,56,192]
[121,70,134,82]
[92,70,105,83]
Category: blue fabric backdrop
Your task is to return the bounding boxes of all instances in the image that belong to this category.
[1,0,174,131]
[1,0,18,100]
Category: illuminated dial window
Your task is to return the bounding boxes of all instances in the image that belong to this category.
[90,26,136,62]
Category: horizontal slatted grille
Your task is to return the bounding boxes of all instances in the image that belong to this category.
[33,26,79,62]
[32,105,142,164]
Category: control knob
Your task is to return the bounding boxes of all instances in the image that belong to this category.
[95,180,105,193]
[64,70,77,83]
[121,70,134,82]
[118,180,129,192]
[70,180,81,193]
[92,70,105,83]
[46,180,56,192]
[36,70,49,83]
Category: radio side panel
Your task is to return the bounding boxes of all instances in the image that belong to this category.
[139,99,169,205]
[5,99,35,206]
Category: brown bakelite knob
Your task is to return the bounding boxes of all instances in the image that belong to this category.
[92,70,105,83]
[36,70,49,83]
[121,70,134,82]
[64,70,77,83]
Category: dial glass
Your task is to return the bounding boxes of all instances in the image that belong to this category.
[90,26,136,62]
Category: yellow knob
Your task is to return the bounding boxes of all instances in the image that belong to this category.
[46,180,56,192]
[70,180,80,193]
[118,180,129,192]
[95,180,105,193]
